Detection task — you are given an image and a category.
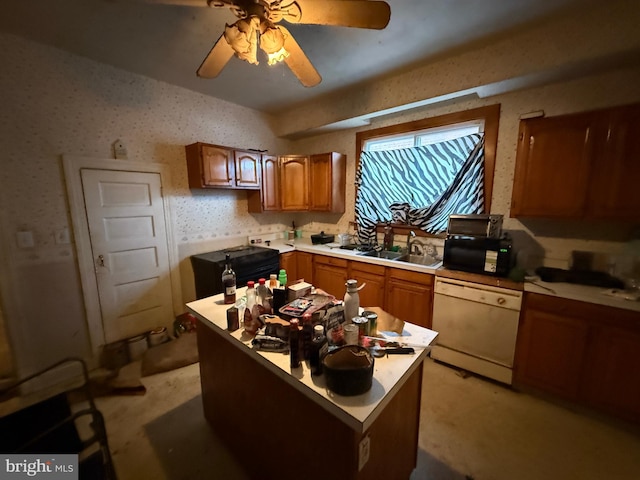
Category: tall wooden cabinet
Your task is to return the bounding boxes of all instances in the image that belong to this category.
[514,293,640,423]
[510,102,640,221]
[309,152,346,213]
[280,155,310,211]
[186,142,261,190]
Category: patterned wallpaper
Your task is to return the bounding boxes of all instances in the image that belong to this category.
[0,32,295,374]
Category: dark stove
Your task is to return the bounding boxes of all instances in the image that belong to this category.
[190,246,280,299]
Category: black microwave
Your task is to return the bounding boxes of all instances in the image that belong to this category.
[443,235,513,277]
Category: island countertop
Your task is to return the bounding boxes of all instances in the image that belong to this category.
[186,288,438,433]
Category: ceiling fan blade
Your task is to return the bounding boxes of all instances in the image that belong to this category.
[283,0,391,29]
[279,26,321,87]
[197,33,235,78]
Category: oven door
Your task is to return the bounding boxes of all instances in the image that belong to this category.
[430,278,522,384]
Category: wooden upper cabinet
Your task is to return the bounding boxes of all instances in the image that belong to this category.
[186,143,234,188]
[511,113,595,218]
[280,155,309,211]
[261,155,280,210]
[309,152,346,213]
[185,142,261,190]
[510,102,640,220]
[233,150,261,189]
[587,104,640,220]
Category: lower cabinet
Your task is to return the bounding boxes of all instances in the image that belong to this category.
[514,301,589,400]
[313,255,348,299]
[514,293,640,423]
[349,261,386,310]
[385,269,434,329]
[582,324,640,421]
[296,252,314,284]
[279,252,296,282]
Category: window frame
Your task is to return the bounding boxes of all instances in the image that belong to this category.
[355,104,501,237]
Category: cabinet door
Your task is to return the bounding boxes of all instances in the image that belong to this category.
[309,153,346,213]
[186,143,234,188]
[261,155,280,210]
[309,153,331,211]
[349,261,386,310]
[234,150,261,189]
[313,255,348,299]
[587,104,640,220]
[385,269,433,328]
[279,252,296,283]
[280,156,309,211]
[511,113,595,218]
[296,252,314,284]
[513,304,589,400]
[583,324,640,422]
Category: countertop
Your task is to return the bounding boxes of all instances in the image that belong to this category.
[261,237,640,314]
[187,287,438,433]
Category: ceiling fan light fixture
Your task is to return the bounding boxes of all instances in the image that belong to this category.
[260,25,289,65]
[265,46,290,65]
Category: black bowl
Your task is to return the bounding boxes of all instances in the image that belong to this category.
[322,345,374,396]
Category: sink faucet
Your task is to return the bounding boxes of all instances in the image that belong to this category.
[406,230,426,255]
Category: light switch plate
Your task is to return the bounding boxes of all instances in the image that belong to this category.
[16,231,34,249]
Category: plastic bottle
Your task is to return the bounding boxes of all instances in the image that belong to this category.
[309,324,328,376]
[344,279,364,324]
[278,269,288,288]
[222,253,236,304]
[269,273,279,290]
[256,278,273,314]
[244,281,258,335]
[289,318,301,368]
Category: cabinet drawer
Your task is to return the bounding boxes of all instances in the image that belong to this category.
[350,260,386,276]
[388,268,434,286]
[314,255,348,268]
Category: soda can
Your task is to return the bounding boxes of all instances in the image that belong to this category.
[362,310,378,337]
[352,316,369,343]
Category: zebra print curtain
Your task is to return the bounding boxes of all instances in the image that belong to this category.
[355,133,485,244]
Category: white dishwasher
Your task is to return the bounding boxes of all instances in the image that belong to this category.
[430,278,523,385]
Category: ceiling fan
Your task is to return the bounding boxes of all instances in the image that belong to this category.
[125,0,391,87]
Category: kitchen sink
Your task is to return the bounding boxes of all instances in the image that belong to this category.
[357,249,404,260]
[396,254,443,268]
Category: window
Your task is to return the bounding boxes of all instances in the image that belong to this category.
[354,105,500,242]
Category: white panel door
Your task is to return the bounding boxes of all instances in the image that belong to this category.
[81,169,173,343]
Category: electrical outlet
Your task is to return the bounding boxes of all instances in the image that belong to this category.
[358,434,370,471]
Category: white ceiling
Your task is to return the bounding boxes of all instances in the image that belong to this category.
[2,0,600,114]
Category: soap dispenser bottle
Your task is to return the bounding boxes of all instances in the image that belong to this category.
[383,223,394,250]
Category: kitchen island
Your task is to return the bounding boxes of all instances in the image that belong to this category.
[187,290,438,480]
